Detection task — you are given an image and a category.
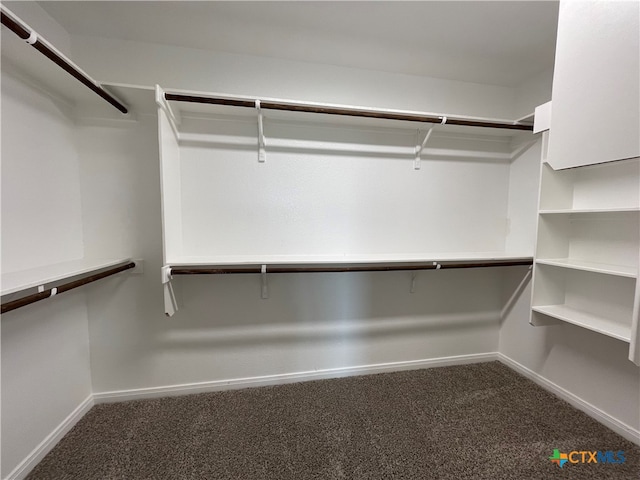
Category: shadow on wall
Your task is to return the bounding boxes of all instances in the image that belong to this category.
[500,264,533,322]
[156,268,505,349]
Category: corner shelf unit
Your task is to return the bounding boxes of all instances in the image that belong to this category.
[530,135,640,363]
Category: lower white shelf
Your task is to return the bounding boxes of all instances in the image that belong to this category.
[532,304,631,343]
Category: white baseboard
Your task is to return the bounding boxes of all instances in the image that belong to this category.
[94,352,499,403]
[498,353,640,446]
[5,395,95,480]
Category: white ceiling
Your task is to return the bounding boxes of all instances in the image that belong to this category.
[37,1,559,88]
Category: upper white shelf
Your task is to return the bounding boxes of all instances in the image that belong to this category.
[1,258,132,296]
[162,87,535,140]
[535,258,637,278]
[539,207,640,215]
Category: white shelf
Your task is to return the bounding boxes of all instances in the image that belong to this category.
[532,304,631,342]
[1,258,132,296]
[167,252,533,267]
[535,258,637,278]
[539,207,640,214]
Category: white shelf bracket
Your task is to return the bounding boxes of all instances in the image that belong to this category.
[261,264,269,299]
[410,273,418,293]
[256,100,266,162]
[155,85,180,139]
[414,116,446,170]
[154,84,166,109]
[433,261,442,270]
[161,266,178,317]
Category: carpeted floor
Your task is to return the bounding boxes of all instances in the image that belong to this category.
[28,362,639,479]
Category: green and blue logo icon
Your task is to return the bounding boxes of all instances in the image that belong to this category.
[549,449,568,468]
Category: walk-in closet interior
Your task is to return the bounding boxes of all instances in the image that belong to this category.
[1,1,639,478]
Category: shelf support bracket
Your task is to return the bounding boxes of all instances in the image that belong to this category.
[414,116,446,170]
[256,100,266,162]
[261,264,269,299]
[155,85,180,139]
[410,273,418,293]
[162,266,178,317]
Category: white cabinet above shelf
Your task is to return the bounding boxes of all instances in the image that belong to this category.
[547,0,639,169]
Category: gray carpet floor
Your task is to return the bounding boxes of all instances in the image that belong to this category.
[28,362,639,479]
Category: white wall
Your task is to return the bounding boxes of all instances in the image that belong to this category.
[0,69,83,272]
[71,35,517,120]
[176,121,512,260]
[0,69,92,478]
[513,68,554,121]
[1,291,92,478]
[505,137,542,255]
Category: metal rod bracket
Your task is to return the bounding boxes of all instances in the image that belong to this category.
[256,100,266,162]
[161,266,178,316]
[25,30,37,45]
[261,264,268,299]
[414,116,446,170]
[161,266,173,284]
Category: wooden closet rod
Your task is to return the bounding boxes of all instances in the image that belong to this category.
[164,93,533,131]
[170,259,533,275]
[0,7,128,114]
[1,261,135,314]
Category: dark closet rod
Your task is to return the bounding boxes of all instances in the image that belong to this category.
[1,261,136,314]
[164,93,533,131]
[170,259,533,275]
[0,8,128,114]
